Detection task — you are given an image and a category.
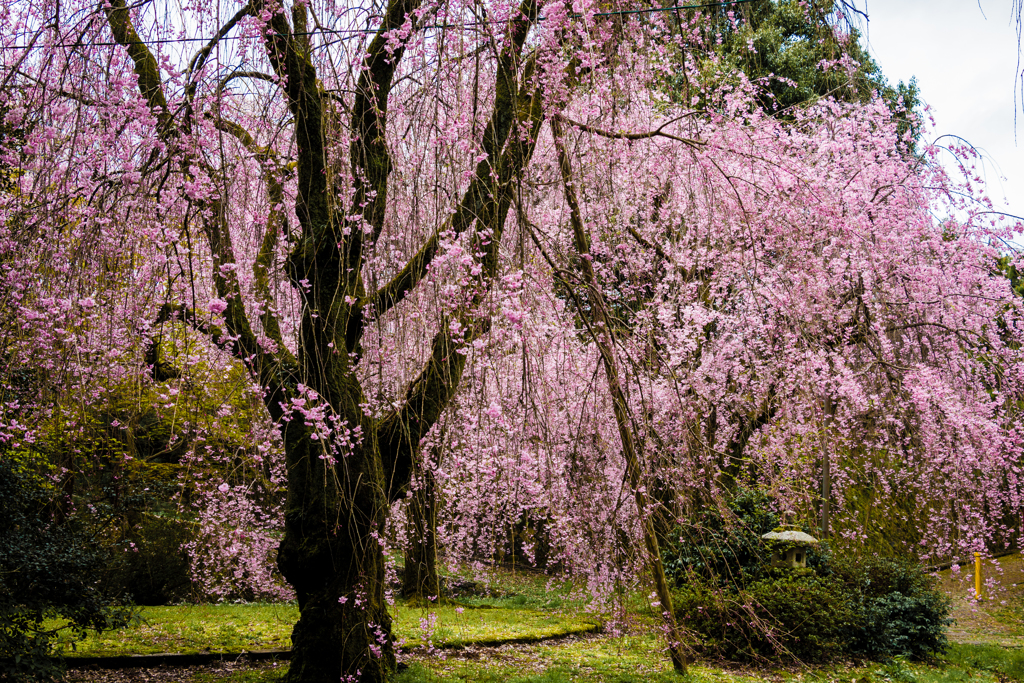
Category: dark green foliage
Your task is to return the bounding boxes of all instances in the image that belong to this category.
[685,0,921,148]
[674,558,950,663]
[674,570,860,662]
[88,460,195,606]
[0,457,135,680]
[995,256,1024,299]
[667,491,950,663]
[21,368,277,606]
[661,489,782,589]
[100,514,194,605]
[828,555,952,660]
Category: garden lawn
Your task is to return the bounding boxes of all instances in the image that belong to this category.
[181,639,1021,683]
[52,603,598,657]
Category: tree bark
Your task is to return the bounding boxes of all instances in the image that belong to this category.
[551,116,688,674]
[106,0,542,676]
[271,1,542,678]
[820,395,834,539]
[277,418,395,683]
[402,462,441,603]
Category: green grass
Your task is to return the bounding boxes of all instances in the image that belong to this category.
[393,603,598,648]
[54,603,296,656]
[56,562,1024,683]
[440,566,591,612]
[191,664,289,683]
[52,601,598,657]
[190,634,762,683]
[942,643,1024,680]
[122,624,1024,683]
[395,633,702,683]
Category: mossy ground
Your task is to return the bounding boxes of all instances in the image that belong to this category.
[61,559,1024,682]
[53,603,597,656]
[183,642,1023,683]
[936,553,1024,647]
[54,603,295,656]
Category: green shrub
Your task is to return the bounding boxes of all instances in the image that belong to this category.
[668,493,951,664]
[100,514,194,605]
[662,490,782,589]
[89,461,196,605]
[675,570,860,662]
[0,456,136,680]
[829,555,952,660]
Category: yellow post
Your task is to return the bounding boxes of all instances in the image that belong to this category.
[975,552,983,600]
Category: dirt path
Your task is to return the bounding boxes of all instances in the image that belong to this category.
[64,659,287,683]
[939,553,1024,647]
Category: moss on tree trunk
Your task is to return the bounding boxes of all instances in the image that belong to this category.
[277,422,396,683]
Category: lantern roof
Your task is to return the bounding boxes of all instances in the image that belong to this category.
[761,525,819,544]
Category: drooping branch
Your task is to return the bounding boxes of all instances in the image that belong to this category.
[550,114,688,674]
[365,4,539,320]
[217,70,278,95]
[212,117,260,155]
[146,302,293,421]
[103,0,292,410]
[11,69,99,107]
[197,194,299,407]
[251,0,426,408]
[211,116,295,363]
[378,60,545,503]
[254,0,330,245]
[331,0,431,356]
[185,2,254,99]
[554,113,704,148]
[150,303,227,345]
[624,224,672,263]
[254,180,291,361]
[347,0,428,260]
[102,0,172,135]
[722,390,778,490]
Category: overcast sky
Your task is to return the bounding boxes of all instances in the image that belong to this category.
[863,0,1024,231]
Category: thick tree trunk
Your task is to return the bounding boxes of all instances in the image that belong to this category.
[276,422,395,683]
[107,0,540,678]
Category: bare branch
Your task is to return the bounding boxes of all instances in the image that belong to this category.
[217,69,278,95]
[149,301,294,421]
[555,113,704,148]
[366,32,539,319]
[378,64,546,502]
[186,2,253,93]
[342,0,429,277]
[210,116,296,364]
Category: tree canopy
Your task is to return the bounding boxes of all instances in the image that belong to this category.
[1,0,1022,681]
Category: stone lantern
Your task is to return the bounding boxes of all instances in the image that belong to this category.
[761,520,819,569]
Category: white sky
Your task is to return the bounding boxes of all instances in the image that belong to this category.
[864,0,1024,229]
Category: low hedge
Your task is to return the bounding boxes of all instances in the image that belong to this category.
[665,492,952,663]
